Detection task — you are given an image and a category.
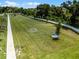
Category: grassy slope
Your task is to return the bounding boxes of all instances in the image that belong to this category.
[11,15,79,59]
[0,16,7,59]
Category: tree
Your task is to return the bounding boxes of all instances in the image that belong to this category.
[70,0,79,25]
[36,4,50,18]
[61,0,79,26]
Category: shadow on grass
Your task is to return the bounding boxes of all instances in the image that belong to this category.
[0,39,3,41]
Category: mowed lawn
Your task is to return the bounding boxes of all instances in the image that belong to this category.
[0,16,7,59]
[11,15,79,59]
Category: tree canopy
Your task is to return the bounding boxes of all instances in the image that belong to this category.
[0,0,79,27]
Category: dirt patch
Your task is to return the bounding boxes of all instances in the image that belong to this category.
[15,47,22,56]
[0,47,2,51]
[29,28,38,33]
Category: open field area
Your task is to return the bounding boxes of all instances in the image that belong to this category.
[11,15,79,59]
[0,0,79,59]
[0,15,7,59]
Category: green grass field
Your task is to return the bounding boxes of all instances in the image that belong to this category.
[0,16,7,59]
[11,15,79,59]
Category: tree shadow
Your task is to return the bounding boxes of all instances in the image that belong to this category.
[0,39,3,42]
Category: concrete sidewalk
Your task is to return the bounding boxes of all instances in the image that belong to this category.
[6,14,16,59]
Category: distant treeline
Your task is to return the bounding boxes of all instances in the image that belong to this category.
[0,0,79,26]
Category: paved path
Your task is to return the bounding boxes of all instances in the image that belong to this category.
[6,14,16,59]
